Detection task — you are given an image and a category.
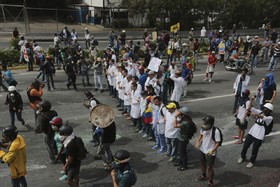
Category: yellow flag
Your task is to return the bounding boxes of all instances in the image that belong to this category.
[170,22,180,32]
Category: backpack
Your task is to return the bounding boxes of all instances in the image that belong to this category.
[74,137,88,160]
[122,166,137,186]
[182,116,197,139]
[256,118,274,135]
[212,126,223,146]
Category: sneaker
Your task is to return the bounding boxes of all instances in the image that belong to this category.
[237,158,244,164]
[21,120,26,126]
[60,170,66,175]
[142,134,148,138]
[173,162,181,167]
[169,157,176,162]
[59,174,67,181]
[152,145,160,149]
[147,137,153,141]
[157,149,166,153]
[209,79,212,82]
[208,180,214,186]
[204,78,208,81]
[195,175,207,181]
[138,130,143,133]
[246,162,254,168]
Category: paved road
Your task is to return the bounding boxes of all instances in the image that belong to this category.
[0,58,279,187]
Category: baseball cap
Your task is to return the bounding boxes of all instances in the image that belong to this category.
[166,102,177,109]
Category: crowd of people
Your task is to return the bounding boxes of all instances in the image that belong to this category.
[0,25,278,187]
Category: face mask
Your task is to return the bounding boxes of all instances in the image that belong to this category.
[58,134,66,142]
[176,117,182,122]
[52,126,58,131]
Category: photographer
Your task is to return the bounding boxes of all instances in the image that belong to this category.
[93,57,104,92]
[232,69,250,114]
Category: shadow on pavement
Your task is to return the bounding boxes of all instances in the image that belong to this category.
[256,158,280,168]
[113,137,133,146]
[130,151,159,174]
[215,171,252,187]
[213,79,230,83]
[187,89,211,98]
[79,168,110,185]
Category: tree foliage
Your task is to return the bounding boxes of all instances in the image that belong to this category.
[124,0,280,29]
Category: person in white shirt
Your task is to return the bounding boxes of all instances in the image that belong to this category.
[107,59,117,96]
[53,33,61,46]
[85,28,91,49]
[18,35,27,63]
[170,71,185,102]
[233,69,250,113]
[130,82,141,127]
[195,115,221,186]
[165,102,179,161]
[238,103,274,168]
[200,26,207,43]
[123,74,133,117]
[232,89,252,144]
[144,71,157,89]
[152,96,167,153]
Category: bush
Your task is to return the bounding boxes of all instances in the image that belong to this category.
[9,38,20,50]
[0,49,20,66]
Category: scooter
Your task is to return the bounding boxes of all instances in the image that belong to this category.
[224,57,253,75]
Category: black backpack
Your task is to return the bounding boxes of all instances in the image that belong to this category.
[256,118,274,135]
[122,166,137,186]
[212,127,223,146]
[74,137,88,160]
[182,116,197,139]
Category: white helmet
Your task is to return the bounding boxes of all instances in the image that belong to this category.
[8,86,16,92]
[246,35,250,40]
[263,103,273,111]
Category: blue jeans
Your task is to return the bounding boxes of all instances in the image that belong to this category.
[261,47,268,63]
[9,110,24,126]
[251,55,258,67]
[268,56,280,71]
[159,134,167,150]
[166,138,178,158]
[11,176,27,187]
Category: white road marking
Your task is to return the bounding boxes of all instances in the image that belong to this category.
[181,93,235,103]
[0,163,47,177]
[223,130,280,146]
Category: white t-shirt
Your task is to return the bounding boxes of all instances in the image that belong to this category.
[248,108,273,140]
[200,128,221,156]
[165,111,179,138]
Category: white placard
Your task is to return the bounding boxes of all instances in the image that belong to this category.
[147,57,162,72]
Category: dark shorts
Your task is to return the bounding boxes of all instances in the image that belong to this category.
[236,118,248,130]
[67,165,80,180]
[200,151,216,167]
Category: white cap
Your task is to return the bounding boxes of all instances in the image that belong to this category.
[211,51,215,54]
[263,103,273,111]
[246,35,250,39]
[122,30,126,32]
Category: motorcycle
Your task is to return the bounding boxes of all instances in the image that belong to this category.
[224,57,253,75]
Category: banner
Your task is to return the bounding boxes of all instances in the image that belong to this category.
[170,22,180,32]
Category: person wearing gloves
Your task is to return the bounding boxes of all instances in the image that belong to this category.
[195,115,221,186]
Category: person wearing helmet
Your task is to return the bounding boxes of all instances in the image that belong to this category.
[232,89,253,144]
[238,101,273,168]
[173,106,196,171]
[243,35,252,55]
[111,150,137,187]
[0,126,27,187]
[58,124,80,187]
[35,101,58,163]
[4,86,25,126]
[232,68,250,113]
[195,115,221,186]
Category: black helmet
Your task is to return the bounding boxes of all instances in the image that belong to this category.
[2,125,18,141]
[38,101,52,111]
[202,115,214,131]
[85,91,93,97]
[59,124,73,136]
[114,150,131,164]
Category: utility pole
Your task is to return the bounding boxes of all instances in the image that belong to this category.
[23,0,30,32]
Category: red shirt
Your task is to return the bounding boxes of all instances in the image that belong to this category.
[208,55,217,65]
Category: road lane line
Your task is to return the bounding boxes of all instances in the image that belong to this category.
[223,130,280,146]
[181,93,235,103]
[0,163,47,177]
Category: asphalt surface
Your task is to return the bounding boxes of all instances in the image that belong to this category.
[0,56,279,186]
